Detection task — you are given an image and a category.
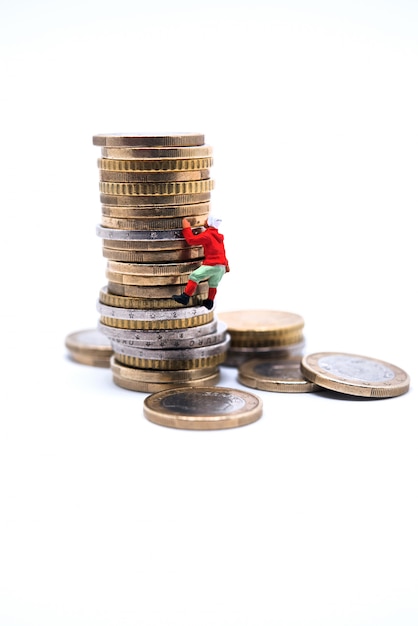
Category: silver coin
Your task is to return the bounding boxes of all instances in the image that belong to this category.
[96,225,203,241]
[96,300,212,321]
[301,352,410,398]
[110,322,227,350]
[98,319,219,346]
[112,335,231,360]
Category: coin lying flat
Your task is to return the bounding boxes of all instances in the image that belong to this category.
[238,357,319,393]
[65,328,113,367]
[99,168,211,183]
[143,386,263,430]
[101,146,213,159]
[98,157,213,172]
[111,356,219,383]
[96,300,214,327]
[113,371,220,393]
[217,309,304,346]
[93,132,205,147]
[222,340,306,367]
[300,352,410,398]
[101,201,210,218]
[100,192,212,206]
[99,179,214,196]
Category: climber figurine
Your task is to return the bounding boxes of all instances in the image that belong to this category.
[172,215,230,310]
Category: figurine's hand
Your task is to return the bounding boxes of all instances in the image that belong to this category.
[225,264,230,273]
[182,218,191,228]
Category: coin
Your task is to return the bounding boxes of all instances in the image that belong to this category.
[238,357,319,393]
[93,132,205,147]
[99,179,214,197]
[111,356,219,382]
[116,351,226,370]
[99,169,211,182]
[99,284,208,309]
[143,386,263,430]
[65,328,113,367]
[100,192,212,206]
[101,146,213,159]
[222,341,306,368]
[101,201,210,218]
[113,371,221,393]
[106,281,194,298]
[300,352,410,398]
[101,247,204,262]
[96,300,213,324]
[105,269,191,286]
[101,238,203,251]
[98,157,213,172]
[99,319,218,343]
[100,214,206,230]
[106,260,201,275]
[217,309,305,343]
[96,225,204,240]
[113,334,230,361]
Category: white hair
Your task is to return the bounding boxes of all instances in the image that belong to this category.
[207,215,222,229]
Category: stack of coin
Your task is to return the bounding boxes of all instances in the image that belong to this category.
[92,133,230,391]
[217,309,305,367]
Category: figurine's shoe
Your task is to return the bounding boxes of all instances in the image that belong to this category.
[202,299,214,310]
[172,293,190,305]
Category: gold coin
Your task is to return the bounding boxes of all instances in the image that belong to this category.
[99,285,207,309]
[107,260,201,275]
[100,192,211,206]
[112,372,221,393]
[102,247,204,263]
[238,357,319,393]
[217,310,305,340]
[106,270,191,286]
[116,352,226,370]
[111,356,218,382]
[99,169,211,182]
[100,214,206,230]
[106,281,194,297]
[65,328,113,367]
[101,239,202,251]
[229,330,305,348]
[300,352,410,398]
[222,341,306,368]
[99,179,214,196]
[98,157,213,172]
[101,201,210,218]
[93,132,205,147]
[101,146,213,159]
[143,386,263,430]
[100,310,213,330]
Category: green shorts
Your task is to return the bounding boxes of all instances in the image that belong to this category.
[189,264,226,287]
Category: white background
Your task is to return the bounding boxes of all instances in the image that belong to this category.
[1,1,417,625]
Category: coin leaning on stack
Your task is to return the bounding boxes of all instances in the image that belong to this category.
[92,133,231,391]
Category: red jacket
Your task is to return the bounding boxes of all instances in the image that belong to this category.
[183,226,229,266]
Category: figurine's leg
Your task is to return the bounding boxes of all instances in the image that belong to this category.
[202,287,217,310]
[172,280,197,305]
[184,280,198,296]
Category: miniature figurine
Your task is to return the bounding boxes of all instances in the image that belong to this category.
[172,215,230,310]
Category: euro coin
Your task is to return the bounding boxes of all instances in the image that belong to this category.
[65,328,113,367]
[238,357,319,393]
[300,352,410,398]
[143,386,263,430]
[93,132,205,147]
[217,309,304,346]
